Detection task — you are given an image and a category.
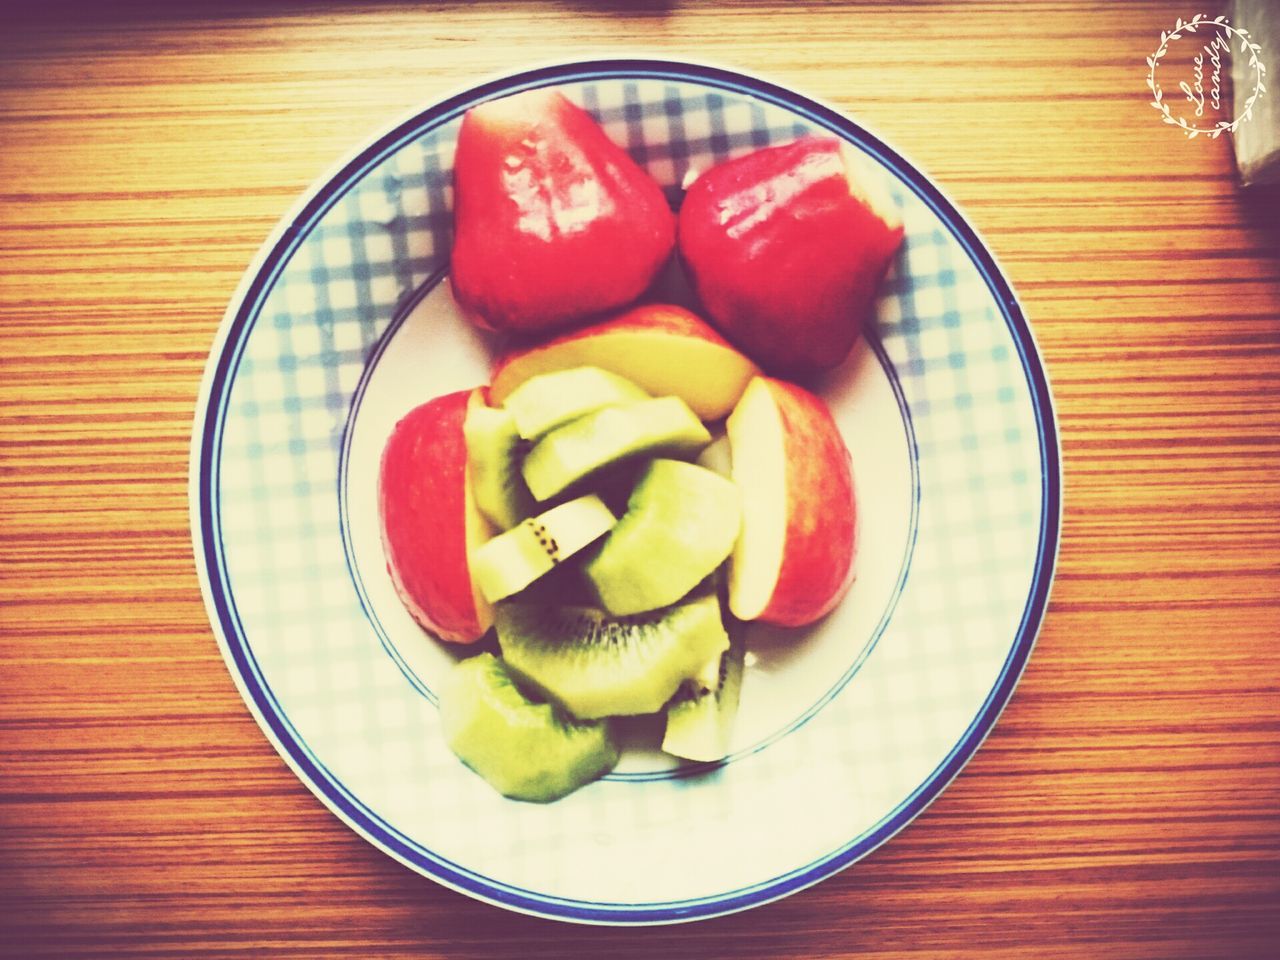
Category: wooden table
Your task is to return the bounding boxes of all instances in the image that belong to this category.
[3,2,1278,956]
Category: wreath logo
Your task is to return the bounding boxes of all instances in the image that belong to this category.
[1146,14,1267,139]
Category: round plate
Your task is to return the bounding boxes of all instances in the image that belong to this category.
[190,59,1060,925]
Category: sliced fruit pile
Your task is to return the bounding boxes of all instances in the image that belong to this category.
[378,87,900,802]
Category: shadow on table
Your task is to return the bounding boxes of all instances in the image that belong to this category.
[9,0,681,27]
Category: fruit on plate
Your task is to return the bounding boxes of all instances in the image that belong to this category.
[503,365,649,440]
[496,591,730,719]
[463,390,534,531]
[489,304,759,421]
[584,459,741,616]
[663,625,746,762]
[522,396,711,501]
[441,653,619,802]
[678,137,904,377]
[726,376,857,626]
[450,89,676,334]
[379,389,494,644]
[470,494,617,604]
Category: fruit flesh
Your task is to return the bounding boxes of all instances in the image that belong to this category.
[496,592,730,720]
[450,90,676,333]
[522,396,711,501]
[503,366,649,440]
[441,653,619,802]
[663,626,745,762]
[379,389,494,643]
[725,379,787,621]
[470,495,616,603]
[584,459,741,616]
[464,391,534,530]
[489,304,760,421]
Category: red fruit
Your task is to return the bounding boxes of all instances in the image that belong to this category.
[450,89,676,334]
[726,376,856,627]
[678,137,904,377]
[379,389,493,644]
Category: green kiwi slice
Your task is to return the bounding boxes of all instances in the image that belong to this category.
[662,624,746,763]
[440,653,618,802]
[470,494,616,603]
[521,396,711,502]
[503,366,649,440]
[584,458,741,615]
[495,591,730,720]
[464,396,535,531]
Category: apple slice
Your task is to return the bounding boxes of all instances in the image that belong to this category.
[490,304,760,421]
[726,376,856,626]
[450,89,675,334]
[379,388,494,643]
[678,137,904,377]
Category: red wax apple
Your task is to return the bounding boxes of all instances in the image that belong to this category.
[678,137,904,377]
[379,388,494,643]
[726,376,856,627]
[490,303,759,421]
[450,89,676,334]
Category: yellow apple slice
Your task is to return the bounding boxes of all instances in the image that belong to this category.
[490,304,759,421]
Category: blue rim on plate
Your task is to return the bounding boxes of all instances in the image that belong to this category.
[190,59,1061,924]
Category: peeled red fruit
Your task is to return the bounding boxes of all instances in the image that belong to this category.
[678,137,904,377]
[450,89,676,334]
[379,389,494,643]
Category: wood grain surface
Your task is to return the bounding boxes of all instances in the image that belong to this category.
[2,1,1279,956]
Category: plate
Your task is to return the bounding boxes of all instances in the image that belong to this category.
[190,59,1061,924]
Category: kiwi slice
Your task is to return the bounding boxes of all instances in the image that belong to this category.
[503,366,649,440]
[584,459,741,616]
[470,494,616,603]
[522,396,711,502]
[464,394,535,531]
[662,624,745,763]
[440,653,618,802]
[496,591,730,720]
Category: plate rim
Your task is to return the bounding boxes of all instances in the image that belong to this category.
[188,57,1063,925]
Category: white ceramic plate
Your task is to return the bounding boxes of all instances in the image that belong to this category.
[190,60,1060,924]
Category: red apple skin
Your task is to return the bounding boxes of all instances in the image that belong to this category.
[379,389,491,644]
[734,377,856,627]
[678,137,904,377]
[490,303,759,421]
[450,89,676,334]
